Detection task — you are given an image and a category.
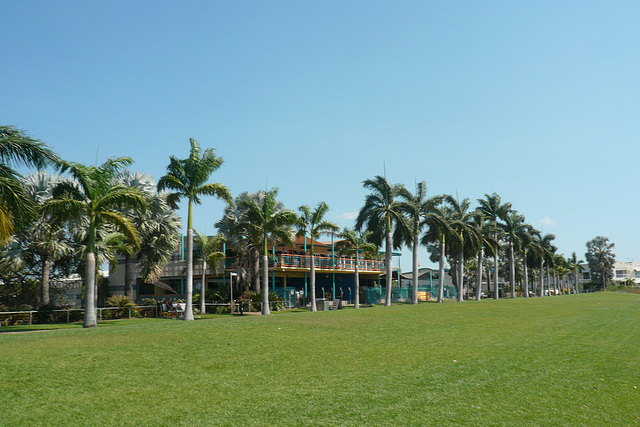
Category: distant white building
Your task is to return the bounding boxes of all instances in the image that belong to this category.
[579,261,640,286]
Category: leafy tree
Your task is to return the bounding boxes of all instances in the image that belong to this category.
[356,176,408,306]
[297,202,339,311]
[45,158,145,327]
[335,228,377,309]
[237,188,297,315]
[0,126,60,243]
[194,231,225,314]
[158,138,231,321]
[585,236,615,289]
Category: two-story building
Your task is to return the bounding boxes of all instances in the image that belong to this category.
[108,236,400,305]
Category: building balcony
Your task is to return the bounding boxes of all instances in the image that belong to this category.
[225,254,384,273]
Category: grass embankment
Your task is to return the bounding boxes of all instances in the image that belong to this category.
[1,293,639,425]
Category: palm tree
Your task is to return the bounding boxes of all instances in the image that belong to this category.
[470,212,497,301]
[519,224,539,298]
[335,228,377,309]
[133,192,182,291]
[216,191,265,291]
[447,197,481,302]
[477,193,512,300]
[356,176,408,306]
[22,171,73,305]
[45,158,145,327]
[297,202,339,311]
[500,211,528,298]
[158,138,231,321]
[0,126,60,243]
[422,202,454,303]
[537,234,556,297]
[194,231,226,314]
[238,188,297,315]
[568,252,584,294]
[397,181,442,305]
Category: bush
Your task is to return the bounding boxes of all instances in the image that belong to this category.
[238,291,284,312]
[105,295,138,318]
[36,303,59,324]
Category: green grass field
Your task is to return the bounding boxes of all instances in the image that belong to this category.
[1,292,639,426]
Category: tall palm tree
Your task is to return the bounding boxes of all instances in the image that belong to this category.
[568,252,584,294]
[356,176,408,306]
[447,197,481,302]
[238,188,297,315]
[297,202,339,311]
[470,212,497,301]
[477,193,512,300]
[44,158,145,327]
[194,231,226,314]
[158,138,231,321]
[216,191,266,291]
[519,224,539,298]
[500,211,528,298]
[335,228,377,309]
[0,126,60,243]
[397,181,442,305]
[540,234,557,296]
[22,171,73,305]
[422,202,454,303]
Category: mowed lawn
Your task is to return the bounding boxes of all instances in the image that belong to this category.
[1,292,639,426]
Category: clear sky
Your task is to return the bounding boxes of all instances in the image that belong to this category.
[3,1,640,268]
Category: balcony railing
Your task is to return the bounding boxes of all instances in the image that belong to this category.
[225,254,384,272]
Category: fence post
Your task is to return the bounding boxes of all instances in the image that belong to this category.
[29,311,32,325]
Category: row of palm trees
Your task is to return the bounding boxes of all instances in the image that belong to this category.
[354,175,583,306]
[1,128,581,327]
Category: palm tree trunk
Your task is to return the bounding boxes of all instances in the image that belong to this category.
[41,258,51,305]
[261,254,270,315]
[509,243,516,298]
[523,250,529,298]
[494,248,500,300]
[354,253,360,309]
[457,246,464,302]
[252,250,260,292]
[310,254,317,311]
[184,228,195,320]
[200,260,207,315]
[384,232,392,306]
[539,260,544,297]
[476,249,483,301]
[124,254,134,299]
[412,234,419,305]
[438,236,445,303]
[84,252,97,328]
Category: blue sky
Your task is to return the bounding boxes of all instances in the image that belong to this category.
[3,1,640,268]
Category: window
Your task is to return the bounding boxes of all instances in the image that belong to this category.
[582,272,590,280]
[616,270,626,278]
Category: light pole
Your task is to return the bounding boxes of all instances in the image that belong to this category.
[229,272,237,313]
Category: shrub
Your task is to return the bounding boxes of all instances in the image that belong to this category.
[105,295,138,318]
[238,291,284,312]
